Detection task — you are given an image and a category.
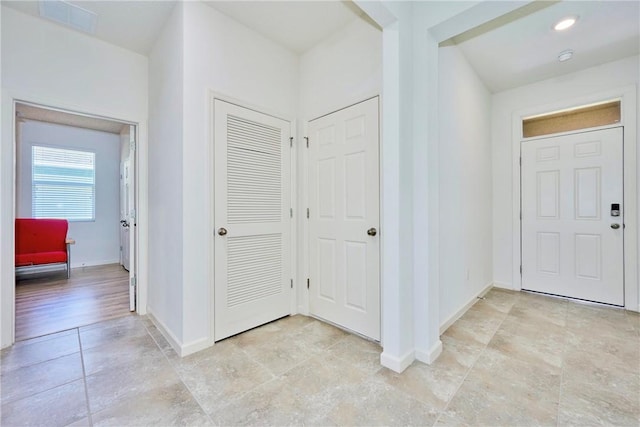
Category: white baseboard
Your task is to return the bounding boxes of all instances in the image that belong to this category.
[492,281,516,290]
[147,310,213,357]
[70,259,120,269]
[415,339,443,365]
[146,310,183,356]
[380,349,415,373]
[439,281,494,335]
[180,337,212,357]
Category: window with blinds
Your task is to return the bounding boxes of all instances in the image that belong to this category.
[32,145,96,221]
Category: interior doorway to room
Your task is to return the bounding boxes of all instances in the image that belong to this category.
[521,122,624,306]
[13,102,137,340]
[307,97,381,341]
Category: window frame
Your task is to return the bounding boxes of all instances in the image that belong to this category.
[31,144,97,222]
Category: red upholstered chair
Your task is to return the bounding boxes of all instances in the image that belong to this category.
[15,218,74,278]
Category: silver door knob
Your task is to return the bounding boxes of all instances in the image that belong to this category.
[367,227,377,236]
[218,227,228,236]
[611,223,620,229]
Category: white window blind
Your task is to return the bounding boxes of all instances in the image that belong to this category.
[32,145,95,221]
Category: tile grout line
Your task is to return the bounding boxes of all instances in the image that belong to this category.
[76,328,94,427]
[555,302,571,427]
[141,319,217,426]
[199,325,353,421]
[431,298,518,426]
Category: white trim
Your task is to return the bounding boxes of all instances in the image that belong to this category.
[415,339,443,365]
[511,85,638,312]
[290,118,298,315]
[298,120,310,316]
[1,91,147,348]
[380,348,415,373]
[439,282,493,335]
[70,259,121,269]
[149,310,215,357]
[146,310,182,356]
[493,281,516,290]
[180,337,212,357]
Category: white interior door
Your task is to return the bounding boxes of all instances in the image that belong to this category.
[214,100,292,341]
[308,97,380,340]
[120,159,131,272]
[521,127,624,305]
[127,125,136,312]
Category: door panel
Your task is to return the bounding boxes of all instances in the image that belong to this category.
[308,97,380,340]
[126,125,136,312]
[121,159,131,272]
[214,100,291,341]
[521,127,623,305]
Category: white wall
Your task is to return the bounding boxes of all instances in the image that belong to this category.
[146,2,300,352]
[298,16,382,313]
[182,2,299,349]
[1,6,148,347]
[492,55,639,292]
[147,3,184,344]
[299,17,382,120]
[438,45,492,326]
[16,121,121,267]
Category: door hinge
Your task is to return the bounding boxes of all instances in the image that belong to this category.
[304,136,309,148]
[519,157,522,166]
[130,139,136,151]
[290,208,293,218]
[519,265,522,275]
[290,137,293,148]
[130,275,137,287]
[519,211,522,220]
[307,278,310,289]
[306,208,309,219]
[290,279,293,289]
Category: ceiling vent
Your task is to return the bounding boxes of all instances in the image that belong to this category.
[38,1,97,34]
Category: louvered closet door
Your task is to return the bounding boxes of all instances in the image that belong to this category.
[214,100,291,341]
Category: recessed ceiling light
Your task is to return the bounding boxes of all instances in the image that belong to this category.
[558,49,574,62]
[554,16,578,31]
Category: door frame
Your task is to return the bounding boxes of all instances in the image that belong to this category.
[304,95,382,340]
[511,85,638,311]
[208,91,297,346]
[2,96,145,346]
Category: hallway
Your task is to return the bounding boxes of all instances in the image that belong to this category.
[1,288,638,426]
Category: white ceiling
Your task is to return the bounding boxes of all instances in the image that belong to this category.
[2,1,637,92]
[453,1,640,92]
[203,1,364,54]
[2,0,177,55]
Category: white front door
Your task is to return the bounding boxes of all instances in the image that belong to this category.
[521,127,624,305]
[308,97,380,340]
[213,100,292,341]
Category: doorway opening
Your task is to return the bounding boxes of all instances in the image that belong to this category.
[13,101,138,341]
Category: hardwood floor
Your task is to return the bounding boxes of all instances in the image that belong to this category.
[15,263,131,341]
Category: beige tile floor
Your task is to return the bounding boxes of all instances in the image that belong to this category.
[1,288,639,426]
